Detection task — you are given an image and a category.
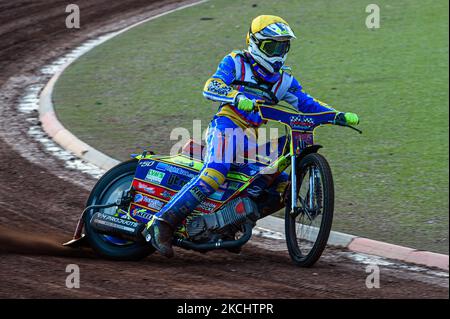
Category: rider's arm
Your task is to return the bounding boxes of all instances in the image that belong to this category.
[203,55,241,105]
[283,76,336,114]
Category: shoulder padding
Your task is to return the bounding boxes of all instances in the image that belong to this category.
[230,50,244,58]
[281,66,293,76]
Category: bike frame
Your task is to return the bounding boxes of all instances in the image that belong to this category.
[256,104,338,214]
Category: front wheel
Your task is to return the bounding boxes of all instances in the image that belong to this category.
[285,153,334,267]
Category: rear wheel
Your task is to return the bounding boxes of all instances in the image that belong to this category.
[285,153,334,267]
[84,159,155,260]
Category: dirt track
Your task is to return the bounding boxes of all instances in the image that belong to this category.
[0,0,448,299]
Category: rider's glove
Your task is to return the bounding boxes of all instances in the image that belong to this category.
[344,112,359,125]
[235,95,264,112]
[236,95,254,112]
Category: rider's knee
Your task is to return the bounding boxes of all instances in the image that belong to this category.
[199,166,227,191]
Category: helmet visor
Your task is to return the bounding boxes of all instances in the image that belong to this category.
[259,39,290,57]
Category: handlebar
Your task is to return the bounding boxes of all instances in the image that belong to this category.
[333,112,363,134]
[336,122,363,134]
[255,102,363,134]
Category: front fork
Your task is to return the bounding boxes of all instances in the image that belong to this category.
[290,155,316,216]
[309,166,315,211]
[290,154,297,214]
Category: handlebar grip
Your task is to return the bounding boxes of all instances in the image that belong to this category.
[333,112,347,126]
[333,112,362,133]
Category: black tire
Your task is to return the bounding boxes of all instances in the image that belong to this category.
[285,153,334,267]
[84,159,155,261]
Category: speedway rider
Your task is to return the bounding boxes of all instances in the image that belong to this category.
[145,15,360,258]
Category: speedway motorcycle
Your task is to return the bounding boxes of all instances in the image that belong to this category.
[64,104,361,267]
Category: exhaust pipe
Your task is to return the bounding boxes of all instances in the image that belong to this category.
[172,223,253,251]
[91,211,253,252]
[89,212,145,242]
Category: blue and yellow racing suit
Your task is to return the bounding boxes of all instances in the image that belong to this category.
[203,50,334,128]
[155,50,335,224]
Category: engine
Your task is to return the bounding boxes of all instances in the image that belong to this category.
[186,197,259,241]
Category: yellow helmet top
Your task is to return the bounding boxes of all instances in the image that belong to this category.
[246,15,290,45]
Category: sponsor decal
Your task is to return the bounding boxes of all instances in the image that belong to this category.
[145,169,165,184]
[131,207,154,220]
[290,115,315,130]
[228,181,241,191]
[209,190,225,201]
[218,182,227,191]
[198,201,217,213]
[145,197,164,211]
[300,133,314,145]
[133,180,175,199]
[156,162,168,170]
[189,186,207,202]
[173,158,195,168]
[139,160,155,167]
[134,193,144,203]
[134,194,164,211]
[156,162,196,179]
[219,181,241,191]
[136,182,156,194]
[207,79,233,96]
[167,174,189,188]
[160,190,173,200]
[96,213,139,228]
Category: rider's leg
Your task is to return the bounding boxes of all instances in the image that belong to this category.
[146,116,237,258]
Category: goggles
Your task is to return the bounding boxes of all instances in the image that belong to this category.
[258,39,290,57]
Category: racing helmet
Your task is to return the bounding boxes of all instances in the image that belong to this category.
[246,15,296,74]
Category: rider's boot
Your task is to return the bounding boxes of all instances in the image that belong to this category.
[144,168,225,258]
[146,206,189,258]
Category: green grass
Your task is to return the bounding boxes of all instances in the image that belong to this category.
[53,0,449,253]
